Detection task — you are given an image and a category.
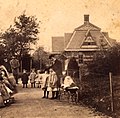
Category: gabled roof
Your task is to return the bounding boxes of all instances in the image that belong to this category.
[51,15,116,53]
[75,22,101,31]
[52,37,64,53]
[102,32,117,46]
[65,30,112,51]
[90,30,112,48]
[65,30,87,51]
[80,30,99,49]
[64,33,72,47]
[64,20,105,51]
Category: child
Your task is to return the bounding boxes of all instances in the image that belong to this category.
[29,68,36,88]
[42,70,49,98]
[21,69,29,88]
[35,70,42,88]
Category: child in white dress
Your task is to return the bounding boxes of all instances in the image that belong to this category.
[35,70,42,88]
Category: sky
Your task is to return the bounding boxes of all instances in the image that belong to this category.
[0,0,120,51]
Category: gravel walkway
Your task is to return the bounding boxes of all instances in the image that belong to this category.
[0,83,111,118]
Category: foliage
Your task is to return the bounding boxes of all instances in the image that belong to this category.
[78,44,120,116]
[2,13,40,59]
[32,47,50,70]
[0,39,7,63]
[88,44,120,76]
[79,73,112,115]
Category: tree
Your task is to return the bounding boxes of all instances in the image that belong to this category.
[0,38,7,64]
[2,13,40,59]
[32,47,50,70]
[88,44,120,76]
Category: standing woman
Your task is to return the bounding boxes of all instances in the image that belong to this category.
[0,69,11,106]
[49,55,62,99]
[0,65,17,93]
[47,68,58,99]
[10,56,20,84]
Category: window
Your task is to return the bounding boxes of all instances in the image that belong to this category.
[83,42,96,45]
[78,54,83,63]
[82,36,96,45]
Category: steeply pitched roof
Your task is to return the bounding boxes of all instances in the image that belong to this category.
[52,37,64,53]
[102,32,117,46]
[64,33,72,47]
[51,15,116,53]
[65,29,112,51]
[64,20,104,51]
[92,31,110,45]
[75,22,101,31]
[65,30,87,51]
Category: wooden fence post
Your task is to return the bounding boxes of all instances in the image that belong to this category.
[109,72,114,113]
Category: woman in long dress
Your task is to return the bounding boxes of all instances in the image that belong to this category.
[46,68,58,99]
[0,69,10,107]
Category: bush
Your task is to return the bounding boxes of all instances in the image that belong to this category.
[88,44,120,76]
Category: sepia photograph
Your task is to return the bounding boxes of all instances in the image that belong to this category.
[0,0,120,118]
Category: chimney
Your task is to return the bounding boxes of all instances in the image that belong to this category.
[84,15,89,24]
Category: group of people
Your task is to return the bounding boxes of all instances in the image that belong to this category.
[40,55,79,99]
[20,54,66,99]
[21,69,43,88]
[20,67,59,99]
[42,68,59,99]
[0,54,79,107]
[42,54,63,99]
[0,56,20,108]
[41,68,79,99]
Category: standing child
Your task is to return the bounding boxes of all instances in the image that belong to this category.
[35,70,42,88]
[29,68,36,88]
[21,69,29,88]
[45,68,58,99]
[41,70,49,98]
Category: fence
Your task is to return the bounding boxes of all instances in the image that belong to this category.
[112,75,120,117]
[78,72,116,116]
[61,67,120,117]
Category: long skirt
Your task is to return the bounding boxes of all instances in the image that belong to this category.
[8,75,16,87]
[47,86,58,92]
[0,95,4,107]
[5,86,13,94]
[47,86,52,92]
[4,79,14,91]
[0,83,10,100]
[52,87,58,92]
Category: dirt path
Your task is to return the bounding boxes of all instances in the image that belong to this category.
[0,83,110,118]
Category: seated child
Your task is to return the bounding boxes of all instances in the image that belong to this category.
[61,75,79,90]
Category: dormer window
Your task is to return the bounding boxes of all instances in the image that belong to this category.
[83,36,96,45]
